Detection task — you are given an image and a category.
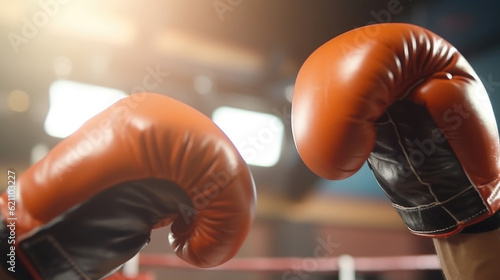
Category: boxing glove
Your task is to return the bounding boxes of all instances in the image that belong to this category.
[292,23,500,237]
[0,93,256,279]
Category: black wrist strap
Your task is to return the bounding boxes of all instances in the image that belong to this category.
[460,211,500,234]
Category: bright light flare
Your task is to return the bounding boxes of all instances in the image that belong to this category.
[44,79,126,138]
[212,106,284,167]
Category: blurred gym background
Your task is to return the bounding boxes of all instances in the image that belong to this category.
[1,0,499,279]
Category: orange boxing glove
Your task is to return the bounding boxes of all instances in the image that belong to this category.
[292,23,500,237]
[0,93,256,279]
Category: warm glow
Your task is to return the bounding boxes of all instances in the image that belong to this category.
[48,7,136,45]
[154,29,264,72]
[8,90,30,112]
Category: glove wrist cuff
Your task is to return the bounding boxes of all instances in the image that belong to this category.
[460,210,500,234]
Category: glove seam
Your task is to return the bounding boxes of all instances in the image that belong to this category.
[408,224,457,234]
[486,178,500,204]
[407,209,488,234]
[392,184,474,211]
[23,234,92,280]
[386,111,444,208]
[49,235,91,280]
[460,210,500,233]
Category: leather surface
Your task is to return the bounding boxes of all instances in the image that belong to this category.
[368,100,486,235]
[0,93,257,278]
[292,23,500,237]
[18,179,189,280]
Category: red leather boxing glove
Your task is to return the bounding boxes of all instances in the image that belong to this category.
[292,23,500,237]
[0,93,256,279]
